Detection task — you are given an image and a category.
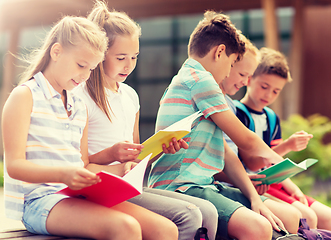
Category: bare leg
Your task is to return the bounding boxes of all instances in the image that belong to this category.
[264,199,301,233]
[112,200,178,240]
[47,198,177,240]
[228,207,272,240]
[310,201,331,230]
[292,201,318,229]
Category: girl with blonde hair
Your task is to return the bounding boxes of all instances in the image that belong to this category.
[2,15,176,240]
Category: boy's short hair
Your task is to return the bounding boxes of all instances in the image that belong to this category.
[253,47,292,82]
[188,10,245,61]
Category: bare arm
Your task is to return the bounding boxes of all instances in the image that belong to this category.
[133,111,140,144]
[222,140,284,231]
[272,131,313,157]
[3,86,98,190]
[222,140,263,202]
[210,109,283,171]
[280,178,308,205]
[79,114,133,176]
[213,165,268,195]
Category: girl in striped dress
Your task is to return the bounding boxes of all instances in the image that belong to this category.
[2,15,177,240]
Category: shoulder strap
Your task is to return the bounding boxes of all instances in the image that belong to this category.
[234,101,277,144]
[233,100,255,132]
[263,106,277,143]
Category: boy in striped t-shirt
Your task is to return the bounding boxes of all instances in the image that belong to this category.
[148,11,301,240]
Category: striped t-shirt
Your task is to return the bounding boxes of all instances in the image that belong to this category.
[148,58,229,192]
[4,72,86,220]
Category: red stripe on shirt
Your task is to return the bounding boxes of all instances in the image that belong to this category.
[194,158,223,171]
[160,98,192,105]
[190,69,200,82]
[203,104,228,116]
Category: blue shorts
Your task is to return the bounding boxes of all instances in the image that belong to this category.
[22,194,69,235]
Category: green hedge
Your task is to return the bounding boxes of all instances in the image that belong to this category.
[281,114,331,205]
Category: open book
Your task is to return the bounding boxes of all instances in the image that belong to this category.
[137,111,203,160]
[57,153,152,208]
[252,158,318,185]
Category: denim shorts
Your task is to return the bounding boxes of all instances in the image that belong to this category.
[22,194,69,235]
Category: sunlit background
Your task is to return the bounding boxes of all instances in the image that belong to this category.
[2,0,331,212]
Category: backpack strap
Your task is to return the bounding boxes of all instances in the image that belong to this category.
[234,100,277,144]
[233,100,255,131]
[263,106,277,143]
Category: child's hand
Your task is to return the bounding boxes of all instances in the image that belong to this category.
[248,174,270,195]
[63,167,100,190]
[282,178,308,205]
[109,141,143,163]
[123,161,138,175]
[291,189,308,206]
[251,201,285,232]
[285,131,313,152]
[162,138,189,154]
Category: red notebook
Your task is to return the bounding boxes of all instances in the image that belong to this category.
[57,153,152,208]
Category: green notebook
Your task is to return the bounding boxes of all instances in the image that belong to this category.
[252,158,318,185]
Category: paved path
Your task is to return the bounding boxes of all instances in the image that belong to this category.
[0,188,24,231]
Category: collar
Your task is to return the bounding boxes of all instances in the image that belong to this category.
[33,72,74,111]
[183,58,207,72]
[242,103,265,115]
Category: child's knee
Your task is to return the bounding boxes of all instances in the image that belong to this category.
[183,203,203,227]
[153,217,178,240]
[283,206,301,233]
[245,217,272,240]
[302,208,318,229]
[179,203,204,239]
[105,214,141,240]
[228,209,272,240]
[200,202,218,239]
[200,201,218,223]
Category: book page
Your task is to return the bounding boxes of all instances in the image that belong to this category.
[253,158,318,185]
[56,154,152,208]
[137,111,203,160]
[123,153,152,191]
[164,111,202,131]
[297,158,318,170]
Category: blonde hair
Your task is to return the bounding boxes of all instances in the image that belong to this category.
[188,10,245,61]
[20,16,108,84]
[241,34,260,63]
[252,47,292,83]
[86,0,141,121]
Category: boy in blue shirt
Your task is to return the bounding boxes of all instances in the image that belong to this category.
[148,11,300,240]
[236,47,331,231]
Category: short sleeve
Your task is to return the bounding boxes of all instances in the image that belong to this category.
[121,83,140,113]
[191,76,229,118]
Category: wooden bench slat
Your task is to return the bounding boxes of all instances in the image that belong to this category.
[0,229,91,240]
